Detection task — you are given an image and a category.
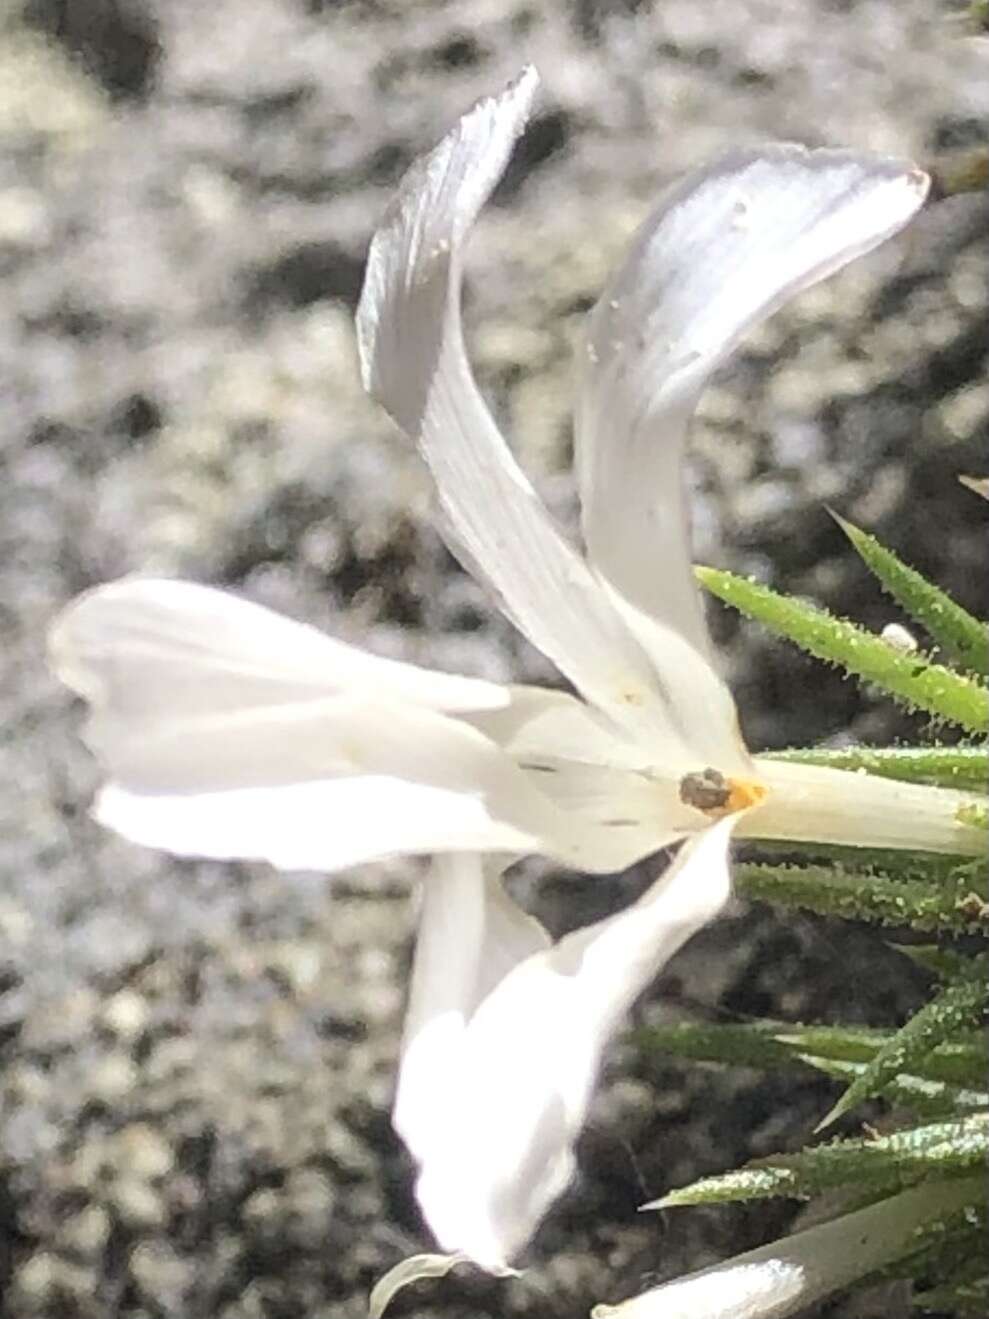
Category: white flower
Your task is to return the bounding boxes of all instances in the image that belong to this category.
[593,1177,982,1319]
[48,67,983,1281]
[394,829,737,1274]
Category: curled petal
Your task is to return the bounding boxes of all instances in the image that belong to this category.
[576,144,928,692]
[368,1252,519,1319]
[356,68,726,758]
[369,1253,468,1319]
[413,817,737,1270]
[394,855,550,1166]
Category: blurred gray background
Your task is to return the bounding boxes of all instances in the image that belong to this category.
[1,1,986,1316]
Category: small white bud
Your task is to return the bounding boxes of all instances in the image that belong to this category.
[880,622,918,653]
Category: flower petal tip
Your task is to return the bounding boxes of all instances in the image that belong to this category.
[368,1249,520,1319]
[356,65,539,419]
[368,1252,467,1319]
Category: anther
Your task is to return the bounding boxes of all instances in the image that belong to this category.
[679,768,768,819]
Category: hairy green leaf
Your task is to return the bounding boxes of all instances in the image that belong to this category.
[637,1020,987,1086]
[915,1275,989,1316]
[889,1200,988,1306]
[875,1197,989,1297]
[816,966,989,1129]
[780,1027,988,1089]
[895,944,981,980]
[733,861,989,935]
[832,512,989,675]
[764,744,988,792]
[696,566,989,733]
[798,1054,988,1120]
[631,1020,797,1070]
[741,838,969,879]
[649,1114,988,1207]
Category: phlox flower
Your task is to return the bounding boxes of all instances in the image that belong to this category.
[49,67,983,1279]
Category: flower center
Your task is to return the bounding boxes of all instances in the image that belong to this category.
[678,767,768,819]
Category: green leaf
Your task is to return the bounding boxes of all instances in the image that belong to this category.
[634,1022,988,1114]
[775,1026,989,1088]
[894,944,979,980]
[630,1020,797,1070]
[733,861,989,935]
[796,1054,987,1120]
[816,968,989,1130]
[832,512,989,676]
[649,1114,988,1207]
[873,1207,987,1306]
[637,1020,988,1087]
[763,744,989,793]
[890,1198,988,1303]
[740,839,968,880]
[915,1275,989,1316]
[696,566,989,733]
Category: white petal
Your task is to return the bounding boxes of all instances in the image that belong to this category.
[394,855,549,1165]
[79,691,586,871]
[49,578,508,719]
[471,684,670,774]
[746,758,988,857]
[596,591,752,774]
[469,685,705,866]
[576,144,928,663]
[95,775,536,872]
[414,817,737,1270]
[47,579,610,869]
[355,69,717,754]
[50,580,682,872]
[596,1177,978,1319]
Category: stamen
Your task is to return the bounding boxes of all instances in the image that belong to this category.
[679,768,768,819]
[679,767,730,811]
[725,777,769,813]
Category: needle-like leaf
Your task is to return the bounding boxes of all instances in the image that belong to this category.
[696,566,989,734]
[733,860,989,935]
[647,1114,988,1206]
[763,744,988,793]
[816,964,989,1130]
[831,512,989,676]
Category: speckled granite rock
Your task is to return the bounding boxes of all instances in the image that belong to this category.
[1,2,986,1316]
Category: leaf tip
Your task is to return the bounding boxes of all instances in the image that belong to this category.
[958,474,989,502]
[814,1094,851,1134]
[825,504,853,532]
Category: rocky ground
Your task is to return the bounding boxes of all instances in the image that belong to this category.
[0,1,986,1316]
